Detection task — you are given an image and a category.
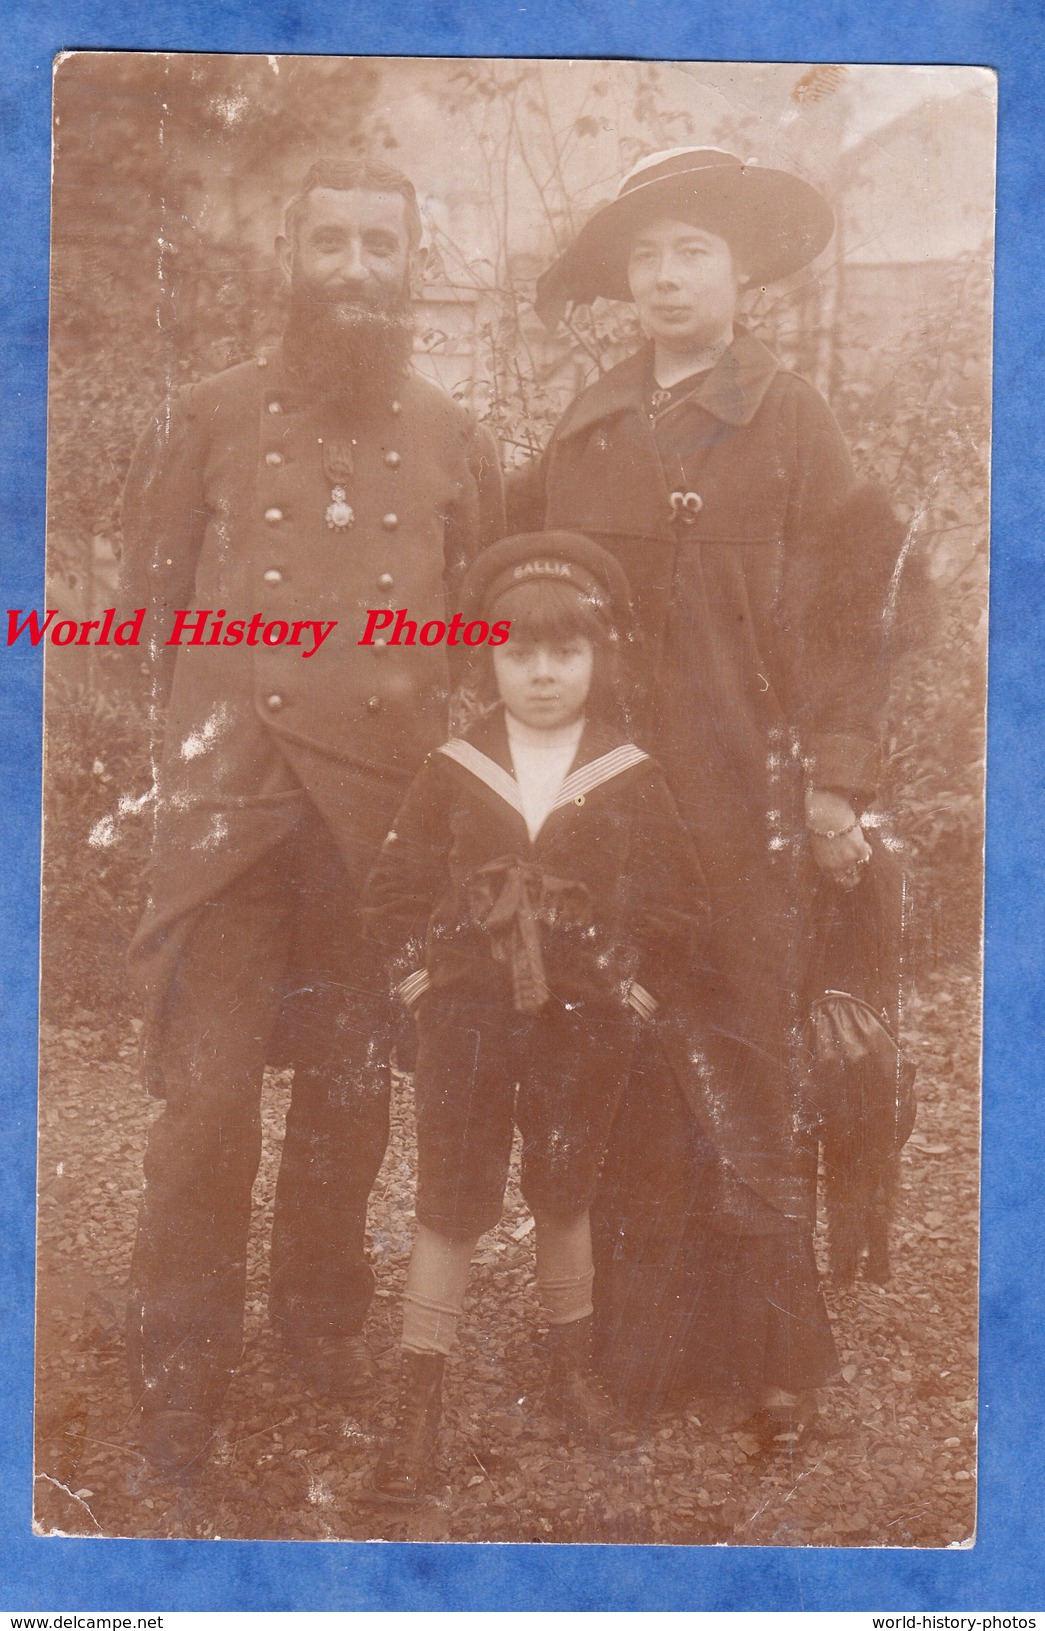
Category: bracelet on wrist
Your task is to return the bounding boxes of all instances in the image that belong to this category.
[806,816,861,841]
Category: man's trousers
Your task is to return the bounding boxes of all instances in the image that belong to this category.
[126,807,391,1416]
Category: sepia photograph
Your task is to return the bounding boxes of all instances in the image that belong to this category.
[33,53,993,1546]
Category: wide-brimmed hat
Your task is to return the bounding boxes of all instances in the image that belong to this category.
[462,531,633,631]
[534,147,834,326]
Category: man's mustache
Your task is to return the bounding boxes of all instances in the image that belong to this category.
[315,298,413,330]
[294,281,412,315]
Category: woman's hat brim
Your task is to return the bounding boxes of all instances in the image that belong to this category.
[535,163,834,327]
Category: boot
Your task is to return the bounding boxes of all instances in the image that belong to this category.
[545,1314,629,1443]
[743,1390,819,1456]
[370,1350,445,1502]
[138,1407,216,1477]
[285,1332,377,1403]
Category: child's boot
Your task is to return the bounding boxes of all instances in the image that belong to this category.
[545,1314,629,1443]
[371,1350,446,1502]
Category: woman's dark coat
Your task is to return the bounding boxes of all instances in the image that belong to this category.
[509,328,906,1231]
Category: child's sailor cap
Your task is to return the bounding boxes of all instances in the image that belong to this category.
[462,531,634,629]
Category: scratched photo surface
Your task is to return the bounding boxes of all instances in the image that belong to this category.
[35,55,992,1543]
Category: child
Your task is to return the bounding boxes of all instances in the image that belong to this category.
[362,531,710,1501]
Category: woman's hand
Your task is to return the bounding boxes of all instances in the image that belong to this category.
[805,788,872,888]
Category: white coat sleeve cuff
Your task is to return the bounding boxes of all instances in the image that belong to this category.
[625,980,658,1022]
[396,969,431,1009]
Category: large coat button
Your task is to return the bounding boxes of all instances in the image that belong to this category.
[265,451,283,467]
[265,694,284,712]
[264,508,283,524]
[366,695,382,712]
[378,572,394,590]
[267,401,283,415]
[382,513,399,531]
[263,569,283,587]
[385,451,401,468]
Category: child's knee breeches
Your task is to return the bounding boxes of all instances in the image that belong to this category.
[412,991,638,1237]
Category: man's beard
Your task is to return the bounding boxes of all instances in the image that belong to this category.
[282,289,415,413]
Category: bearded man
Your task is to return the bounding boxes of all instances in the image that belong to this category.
[120,159,504,1472]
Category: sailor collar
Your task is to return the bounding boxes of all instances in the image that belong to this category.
[437,712,649,824]
[553,326,782,442]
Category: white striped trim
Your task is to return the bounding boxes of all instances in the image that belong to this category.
[439,737,649,821]
[626,980,659,1022]
[396,968,431,1008]
[438,739,524,816]
[554,744,649,810]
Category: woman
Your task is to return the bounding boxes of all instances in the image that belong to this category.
[511,147,906,1445]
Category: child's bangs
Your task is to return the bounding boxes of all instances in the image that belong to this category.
[490,578,609,644]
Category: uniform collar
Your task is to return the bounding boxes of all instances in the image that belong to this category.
[554,326,781,441]
[258,342,414,417]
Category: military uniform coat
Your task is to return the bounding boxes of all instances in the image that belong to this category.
[120,347,505,1067]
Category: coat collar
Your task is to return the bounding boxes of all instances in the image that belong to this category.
[552,326,781,443]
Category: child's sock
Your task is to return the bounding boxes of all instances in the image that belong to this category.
[401,1224,478,1355]
[535,1210,596,1326]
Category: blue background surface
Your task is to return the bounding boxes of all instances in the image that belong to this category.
[1,0,1040,1611]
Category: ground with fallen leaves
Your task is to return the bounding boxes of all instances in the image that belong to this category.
[34,965,978,1547]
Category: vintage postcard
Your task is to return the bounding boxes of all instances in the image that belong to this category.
[33,53,993,1545]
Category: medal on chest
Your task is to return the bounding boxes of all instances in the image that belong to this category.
[321,434,356,530]
[325,485,354,530]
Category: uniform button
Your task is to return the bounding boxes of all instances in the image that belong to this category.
[268,401,283,415]
[263,568,283,587]
[382,513,399,531]
[378,572,394,590]
[384,450,401,468]
[391,400,402,415]
[366,695,382,712]
[373,637,389,651]
[265,694,284,712]
[265,450,283,466]
[264,507,283,524]
[256,355,268,368]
